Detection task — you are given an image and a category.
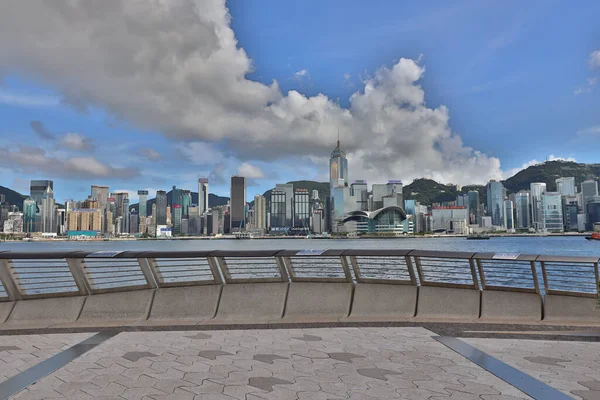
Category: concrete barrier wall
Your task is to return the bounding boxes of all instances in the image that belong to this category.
[284,282,353,321]
[75,290,154,326]
[348,283,417,321]
[544,294,600,325]
[480,290,542,322]
[5,296,85,327]
[215,283,288,322]
[147,286,222,323]
[416,286,480,321]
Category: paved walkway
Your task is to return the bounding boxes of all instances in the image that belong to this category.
[0,327,595,399]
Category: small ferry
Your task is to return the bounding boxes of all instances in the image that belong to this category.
[467,234,490,240]
[585,232,600,241]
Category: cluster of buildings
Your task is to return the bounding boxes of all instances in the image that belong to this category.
[1,141,600,238]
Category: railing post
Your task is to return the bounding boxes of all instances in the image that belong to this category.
[468,258,480,290]
[529,261,540,295]
[214,257,229,284]
[413,256,425,284]
[340,256,354,283]
[405,256,417,285]
[138,257,159,289]
[284,256,297,281]
[540,261,550,294]
[349,256,362,281]
[476,259,486,290]
[66,258,92,295]
[0,259,22,301]
[274,256,289,282]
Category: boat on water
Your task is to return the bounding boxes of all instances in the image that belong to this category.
[467,234,490,240]
[233,232,253,239]
[585,232,600,241]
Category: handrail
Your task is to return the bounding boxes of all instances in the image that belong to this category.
[0,249,597,301]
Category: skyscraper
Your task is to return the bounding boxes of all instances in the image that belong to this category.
[253,195,266,231]
[556,177,576,197]
[293,189,310,229]
[22,198,36,233]
[171,186,183,207]
[541,192,564,232]
[269,190,286,231]
[275,183,293,227]
[486,180,505,227]
[467,191,480,224]
[581,180,598,214]
[41,186,55,233]
[515,191,531,229]
[91,185,109,207]
[182,190,192,218]
[156,190,167,225]
[230,176,246,231]
[172,204,182,234]
[350,181,368,211]
[198,178,209,214]
[30,180,53,207]
[329,137,348,194]
[530,182,547,231]
[503,199,514,230]
[137,190,148,218]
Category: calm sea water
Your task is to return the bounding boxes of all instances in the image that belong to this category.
[0,236,598,257]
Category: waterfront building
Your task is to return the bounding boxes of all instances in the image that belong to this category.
[293,189,310,231]
[541,192,564,232]
[129,210,139,234]
[172,204,182,234]
[3,212,23,233]
[137,190,148,218]
[230,176,246,231]
[431,206,468,233]
[486,181,505,227]
[171,186,183,208]
[91,185,109,208]
[515,191,531,229]
[253,195,267,231]
[457,194,468,208]
[30,180,53,207]
[577,214,587,232]
[329,137,348,194]
[503,199,514,231]
[350,180,368,211]
[22,198,36,233]
[198,178,209,214]
[530,182,547,231]
[581,180,598,214]
[155,190,167,225]
[275,183,294,227]
[564,199,579,231]
[182,190,192,218]
[587,200,600,230]
[269,190,287,232]
[481,216,492,229]
[467,191,480,224]
[41,186,55,233]
[556,177,576,197]
[342,206,407,233]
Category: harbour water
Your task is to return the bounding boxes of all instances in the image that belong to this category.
[1,236,598,257]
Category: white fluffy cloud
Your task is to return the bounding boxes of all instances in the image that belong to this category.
[590,50,600,68]
[60,132,94,151]
[0,0,505,185]
[237,162,264,179]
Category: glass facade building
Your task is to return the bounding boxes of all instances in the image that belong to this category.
[486,181,505,227]
[269,190,287,231]
[293,189,310,229]
[182,190,192,218]
[30,180,53,207]
[230,176,246,231]
[350,181,368,211]
[172,205,182,234]
[503,199,514,230]
[515,191,531,229]
[198,178,209,214]
[541,192,564,232]
[556,177,576,197]
[155,190,168,225]
[23,198,36,233]
[530,182,547,231]
[137,190,148,218]
[329,139,348,193]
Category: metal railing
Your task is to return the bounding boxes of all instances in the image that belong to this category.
[0,249,598,301]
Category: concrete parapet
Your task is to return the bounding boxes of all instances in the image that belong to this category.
[146,286,222,324]
[480,290,542,322]
[543,294,600,325]
[4,296,85,328]
[284,282,353,321]
[214,283,288,322]
[74,290,154,326]
[415,286,480,321]
[347,283,416,321]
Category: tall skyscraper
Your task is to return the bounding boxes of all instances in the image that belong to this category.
[275,183,294,227]
[486,180,505,227]
[293,189,310,229]
[515,191,531,229]
[198,178,209,214]
[156,190,167,225]
[253,195,266,230]
[22,198,36,233]
[172,205,182,234]
[541,192,564,232]
[503,199,514,230]
[30,180,53,207]
[91,185,109,207]
[329,137,348,194]
[137,190,148,218]
[530,182,547,231]
[555,177,576,197]
[467,191,480,224]
[230,176,246,231]
[41,186,55,233]
[350,181,368,211]
[581,180,598,214]
[269,190,287,231]
[181,190,192,218]
[171,186,183,207]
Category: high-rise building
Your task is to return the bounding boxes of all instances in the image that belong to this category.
[275,183,294,227]
[503,200,514,230]
[293,189,310,230]
[457,194,468,208]
[198,178,209,214]
[269,190,287,231]
[230,176,246,231]
[350,181,368,211]
[156,190,167,225]
[172,204,182,234]
[253,195,266,231]
[515,191,531,229]
[129,210,139,234]
[329,137,348,194]
[30,180,53,207]
[182,190,192,218]
[91,185,109,208]
[541,192,564,232]
[312,190,320,201]
[486,181,505,227]
[581,180,598,214]
[563,197,579,231]
[41,186,55,233]
[171,186,183,208]
[530,182,547,231]
[137,190,148,218]
[467,191,480,224]
[556,177,576,197]
[22,198,36,233]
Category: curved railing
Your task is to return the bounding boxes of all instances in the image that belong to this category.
[0,249,597,328]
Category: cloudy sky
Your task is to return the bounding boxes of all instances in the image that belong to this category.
[0,0,598,204]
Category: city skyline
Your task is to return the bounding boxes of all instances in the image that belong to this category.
[0,1,598,203]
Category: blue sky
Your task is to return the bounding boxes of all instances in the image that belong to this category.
[0,0,599,204]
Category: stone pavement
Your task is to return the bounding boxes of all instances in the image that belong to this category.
[0,326,593,399]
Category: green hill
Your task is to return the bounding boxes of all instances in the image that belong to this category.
[502,160,600,193]
[0,185,27,210]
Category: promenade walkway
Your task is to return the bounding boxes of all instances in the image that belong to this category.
[0,326,598,400]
